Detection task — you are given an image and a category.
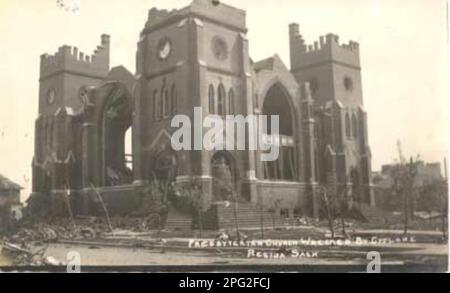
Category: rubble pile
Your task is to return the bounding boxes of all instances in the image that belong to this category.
[3,215,164,248]
[1,241,47,266]
[1,217,110,266]
[1,213,170,266]
[109,215,164,232]
[6,222,96,244]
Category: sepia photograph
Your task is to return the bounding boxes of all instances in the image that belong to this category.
[0,0,448,275]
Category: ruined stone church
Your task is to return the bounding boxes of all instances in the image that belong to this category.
[32,0,373,226]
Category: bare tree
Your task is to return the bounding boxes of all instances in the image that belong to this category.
[173,178,205,235]
[320,185,335,239]
[318,176,351,238]
[144,177,166,231]
[187,181,204,237]
[320,170,341,239]
[259,201,265,239]
[270,198,281,230]
[63,183,77,232]
[90,183,114,233]
[229,181,240,241]
[208,174,241,239]
[393,142,418,235]
[337,186,348,238]
[211,157,241,240]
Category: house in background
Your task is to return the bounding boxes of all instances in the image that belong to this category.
[373,161,444,212]
[0,174,22,224]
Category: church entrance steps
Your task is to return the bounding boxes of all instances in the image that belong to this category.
[164,208,192,230]
[215,202,286,229]
[164,202,302,231]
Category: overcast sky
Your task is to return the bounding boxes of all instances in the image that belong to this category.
[0,0,448,201]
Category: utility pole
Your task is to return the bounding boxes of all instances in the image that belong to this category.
[397,141,409,234]
[405,157,415,234]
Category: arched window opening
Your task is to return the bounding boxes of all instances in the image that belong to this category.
[162,86,170,118]
[262,85,293,136]
[345,113,351,138]
[208,85,215,114]
[350,168,360,202]
[102,87,133,186]
[154,151,177,182]
[153,90,159,120]
[352,113,358,139]
[125,128,133,171]
[171,85,177,115]
[217,84,226,116]
[228,89,235,114]
[262,83,296,181]
[314,149,320,181]
[211,152,236,201]
[153,151,177,204]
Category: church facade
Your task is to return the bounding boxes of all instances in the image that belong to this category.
[31,0,373,220]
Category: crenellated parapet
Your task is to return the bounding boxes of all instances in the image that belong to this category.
[289,23,360,71]
[141,0,246,35]
[40,34,110,80]
[144,7,181,28]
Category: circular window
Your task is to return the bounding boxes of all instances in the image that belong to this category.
[211,36,228,61]
[157,37,172,60]
[47,88,56,104]
[344,76,354,92]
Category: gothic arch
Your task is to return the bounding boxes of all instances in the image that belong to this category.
[153,89,159,120]
[228,88,235,114]
[259,76,298,111]
[96,82,133,186]
[261,82,298,181]
[211,151,238,201]
[217,83,226,116]
[262,83,294,136]
[350,167,361,202]
[161,83,170,118]
[345,113,351,138]
[152,149,178,182]
[208,84,215,114]
[171,84,177,115]
[352,113,358,139]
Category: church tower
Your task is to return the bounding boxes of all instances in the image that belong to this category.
[38,35,110,115]
[289,23,373,205]
[134,0,256,205]
[32,35,110,213]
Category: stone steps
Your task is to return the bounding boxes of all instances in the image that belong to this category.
[217,203,285,229]
[164,210,192,230]
[164,203,288,230]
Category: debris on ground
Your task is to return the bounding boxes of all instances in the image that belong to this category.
[44,256,64,266]
[0,213,176,266]
[2,241,48,266]
[237,231,248,241]
[295,217,308,226]
[216,230,230,241]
